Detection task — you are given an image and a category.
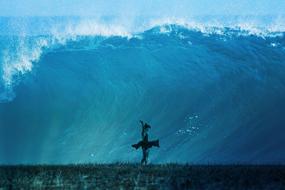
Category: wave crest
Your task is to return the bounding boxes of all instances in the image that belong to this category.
[0,16,285,102]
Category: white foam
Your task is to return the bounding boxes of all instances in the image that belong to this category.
[50,18,132,39]
[146,17,285,38]
[2,37,49,87]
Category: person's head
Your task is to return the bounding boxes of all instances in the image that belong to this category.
[144,123,151,130]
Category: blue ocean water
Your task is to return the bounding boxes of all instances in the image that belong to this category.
[0,17,285,164]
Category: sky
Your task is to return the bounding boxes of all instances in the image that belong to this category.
[0,0,285,17]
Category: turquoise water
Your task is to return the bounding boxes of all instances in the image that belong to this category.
[0,18,285,164]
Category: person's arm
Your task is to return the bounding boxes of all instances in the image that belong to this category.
[140,120,144,127]
[140,120,145,139]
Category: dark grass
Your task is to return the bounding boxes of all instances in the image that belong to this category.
[0,164,285,189]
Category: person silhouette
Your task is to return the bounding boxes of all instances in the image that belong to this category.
[132,120,159,165]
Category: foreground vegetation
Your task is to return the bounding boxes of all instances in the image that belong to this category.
[0,164,284,189]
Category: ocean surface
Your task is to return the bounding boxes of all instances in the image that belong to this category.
[0,17,285,164]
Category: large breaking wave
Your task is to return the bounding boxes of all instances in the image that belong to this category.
[0,17,285,164]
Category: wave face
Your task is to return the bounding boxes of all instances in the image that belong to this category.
[0,17,285,164]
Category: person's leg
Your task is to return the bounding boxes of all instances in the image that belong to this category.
[141,157,145,165]
[145,149,149,165]
[141,149,147,165]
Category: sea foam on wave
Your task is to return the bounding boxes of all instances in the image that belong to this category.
[147,17,285,38]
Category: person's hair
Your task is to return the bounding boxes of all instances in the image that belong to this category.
[144,123,151,129]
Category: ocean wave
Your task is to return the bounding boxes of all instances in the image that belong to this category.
[0,17,285,102]
[0,17,285,163]
[39,17,285,38]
